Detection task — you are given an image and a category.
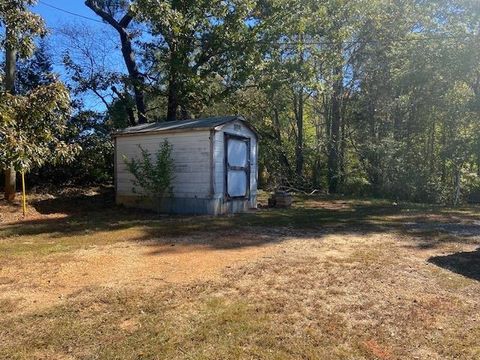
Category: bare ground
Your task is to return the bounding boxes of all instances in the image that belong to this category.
[1,233,274,314]
[1,190,479,359]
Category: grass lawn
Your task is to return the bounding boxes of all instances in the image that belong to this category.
[1,189,479,359]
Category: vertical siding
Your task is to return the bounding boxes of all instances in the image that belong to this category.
[116,131,211,198]
[213,120,258,198]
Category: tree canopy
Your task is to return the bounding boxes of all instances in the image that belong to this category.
[1,0,479,204]
[0,0,76,176]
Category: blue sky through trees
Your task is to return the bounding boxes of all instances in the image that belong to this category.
[33,1,126,111]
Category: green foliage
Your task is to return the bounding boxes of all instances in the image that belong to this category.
[0,0,81,191]
[123,141,174,199]
[0,0,46,58]
[132,0,261,118]
[0,82,79,172]
[28,110,114,186]
[108,95,135,129]
[16,39,55,94]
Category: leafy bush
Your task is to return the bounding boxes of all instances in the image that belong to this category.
[123,140,174,200]
[337,176,371,197]
[27,110,114,187]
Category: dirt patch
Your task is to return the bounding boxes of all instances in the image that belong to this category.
[0,196,51,223]
[363,339,393,360]
[0,232,277,314]
[300,199,357,210]
[118,318,141,333]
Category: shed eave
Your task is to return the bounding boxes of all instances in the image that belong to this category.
[112,127,212,138]
[214,121,259,139]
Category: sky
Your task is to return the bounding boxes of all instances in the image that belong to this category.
[34,0,107,31]
[32,0,126,111]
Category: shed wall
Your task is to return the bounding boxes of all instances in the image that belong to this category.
[116,131,211,198]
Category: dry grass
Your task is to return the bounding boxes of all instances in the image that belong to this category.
[1,190,480,359]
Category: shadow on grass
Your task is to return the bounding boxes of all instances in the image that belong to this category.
[428,248,480,281]
[1,190,480,253]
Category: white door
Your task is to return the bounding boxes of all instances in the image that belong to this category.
[225,135,250,198]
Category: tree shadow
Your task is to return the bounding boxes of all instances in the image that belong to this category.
[1,191,480,253]
[31,188,116,215]
[428,248,480,281]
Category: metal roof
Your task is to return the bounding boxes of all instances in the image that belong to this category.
[114,115,255,136]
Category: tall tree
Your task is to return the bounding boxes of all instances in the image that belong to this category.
[133,0,259,121]
[85,0,147,124]
[1,1,78,202]
[0,0,46,201]
[3,26,16,200]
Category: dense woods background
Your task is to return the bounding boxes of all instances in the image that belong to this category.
[1,0,479,204]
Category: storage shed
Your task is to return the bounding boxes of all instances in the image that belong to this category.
[114,116,258,215]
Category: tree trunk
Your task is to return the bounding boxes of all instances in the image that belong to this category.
[166,43,179,122]
[4,169,16,201]
[167,68,179,121]
[428,119,436,174]
[440,124,447,183]
[294,88,304,178]
[453,164,462,206]
[4,26,17,201]
[339,103,347,186]
[272,108,293,176]
[313,107,324,188]
[119,30,147,124]
[327,65,343,194]
[477,151,480,177]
